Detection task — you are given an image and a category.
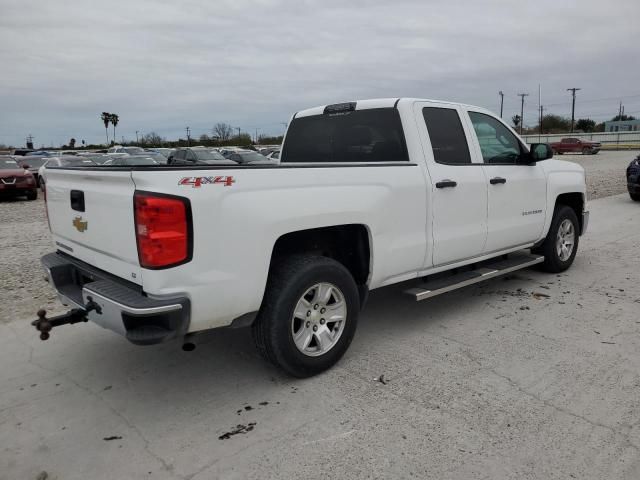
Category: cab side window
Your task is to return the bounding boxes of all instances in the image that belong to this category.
[422,107,471,164]
[185,150,196,162]
[468,112,524,164]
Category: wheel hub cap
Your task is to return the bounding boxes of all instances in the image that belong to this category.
[556,219,575,261]
[291,282,346,357]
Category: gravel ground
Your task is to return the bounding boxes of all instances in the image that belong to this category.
[0,150,636,325]
[567,149,638,200]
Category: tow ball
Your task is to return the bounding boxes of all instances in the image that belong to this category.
[32,297,102,341]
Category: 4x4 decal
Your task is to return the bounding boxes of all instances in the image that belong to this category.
[179,176,235,188]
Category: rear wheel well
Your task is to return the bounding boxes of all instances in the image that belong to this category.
[270,225,371,301]
[555,192,584,233]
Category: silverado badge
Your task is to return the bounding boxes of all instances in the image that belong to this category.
[72,216,88,233]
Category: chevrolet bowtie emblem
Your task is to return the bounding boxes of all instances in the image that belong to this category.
[72,216,88,233]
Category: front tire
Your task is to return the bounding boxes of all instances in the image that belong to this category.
[252,255,360,377]
[26,190,37,201]
[537,205,579,273]
[630,192,640,202]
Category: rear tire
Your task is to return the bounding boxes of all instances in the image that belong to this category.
[252,255,360,377]
[537,205,579,273]
[630,192,640,202]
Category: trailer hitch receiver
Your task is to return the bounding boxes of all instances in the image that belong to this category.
[32,297,101,341]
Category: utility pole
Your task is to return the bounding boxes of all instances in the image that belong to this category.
[26,134,34,149]
[135,130,139,145]
[498,91,504,118]
[539,105,544,134]
[517,93,529,134]
[567,88,581,133]
[255,128,260,144]
[236,127,241,139]
[185,126,191,146]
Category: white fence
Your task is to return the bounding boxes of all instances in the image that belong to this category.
[522,131,640,146]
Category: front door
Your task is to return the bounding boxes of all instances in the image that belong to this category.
[415,102,488,267]
[463,109,547,253]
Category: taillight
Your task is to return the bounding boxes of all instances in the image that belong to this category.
[134,192,192,269]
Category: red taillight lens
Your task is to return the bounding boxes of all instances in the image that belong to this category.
[134,192,191,269]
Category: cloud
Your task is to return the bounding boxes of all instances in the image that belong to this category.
[1,0,638,147]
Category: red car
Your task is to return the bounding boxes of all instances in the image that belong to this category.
[0,156,38,200]
[550,137,601,155]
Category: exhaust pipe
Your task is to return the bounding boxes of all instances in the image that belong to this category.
[182,342,196,352]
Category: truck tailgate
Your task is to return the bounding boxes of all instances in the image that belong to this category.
[45,168,142,285]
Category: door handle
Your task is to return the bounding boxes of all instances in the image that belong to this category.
[490,177,506,185]
[435,180,457,189]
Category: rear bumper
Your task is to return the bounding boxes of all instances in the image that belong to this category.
[0,184,36,194]
[42,252,190,345]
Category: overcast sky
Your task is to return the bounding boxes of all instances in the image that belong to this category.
[1,0,639,147]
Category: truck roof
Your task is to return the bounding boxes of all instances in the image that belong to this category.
[294,98,480,118]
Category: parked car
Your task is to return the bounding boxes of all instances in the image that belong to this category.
[75,153,112,164]
[38,156,97,191]
[17,156,48,186]
[550,137,601,155]
[11,148,34,156]
[35,98,588,377]
[168,147,234,165]
[0,156,37,200]
[106,146,146,157]
[150,148,176,159]
[103,156,159,166]
[266,150,280,160]
[225,150,274,164]
[626,154,640,201]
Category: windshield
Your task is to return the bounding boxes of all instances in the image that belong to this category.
[281,107,409,163]
[60,158,97,166]
[0,159,19,169]
[117,156,158,165]
[123,147,145,154]
[234,152,269,163]
[194,150,227,161]
[19,157,48,167]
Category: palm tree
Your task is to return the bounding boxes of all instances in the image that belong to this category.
[110,113,119,145]
[100,112,111,145]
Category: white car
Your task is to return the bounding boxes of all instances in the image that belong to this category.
[37,98,587,377]
[38,156,97,191]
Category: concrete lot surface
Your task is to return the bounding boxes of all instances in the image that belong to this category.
[1,167,640,479]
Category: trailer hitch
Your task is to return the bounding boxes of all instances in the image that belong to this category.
[32,297,102,341]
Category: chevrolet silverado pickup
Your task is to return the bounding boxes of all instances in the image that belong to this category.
[35,98,588,377]
[551,137,601,155]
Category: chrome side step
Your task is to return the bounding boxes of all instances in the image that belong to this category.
[404,252,544,301]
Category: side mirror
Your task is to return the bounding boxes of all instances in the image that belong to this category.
[529,143,553,162]
[22,164,30,169]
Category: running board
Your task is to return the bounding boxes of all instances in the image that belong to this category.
[404,252,544,301]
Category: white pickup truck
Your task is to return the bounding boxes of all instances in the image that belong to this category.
[35,98,588,377]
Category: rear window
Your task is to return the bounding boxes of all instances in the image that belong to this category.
[281,107,409,163]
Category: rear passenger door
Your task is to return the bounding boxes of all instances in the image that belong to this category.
[463,109,547,252]
[415,102,488,266]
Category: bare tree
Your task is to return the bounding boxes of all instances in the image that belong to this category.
[213,123,233,141]
[142,132,164,146]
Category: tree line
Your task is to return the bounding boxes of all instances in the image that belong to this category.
[512,113,636,135]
